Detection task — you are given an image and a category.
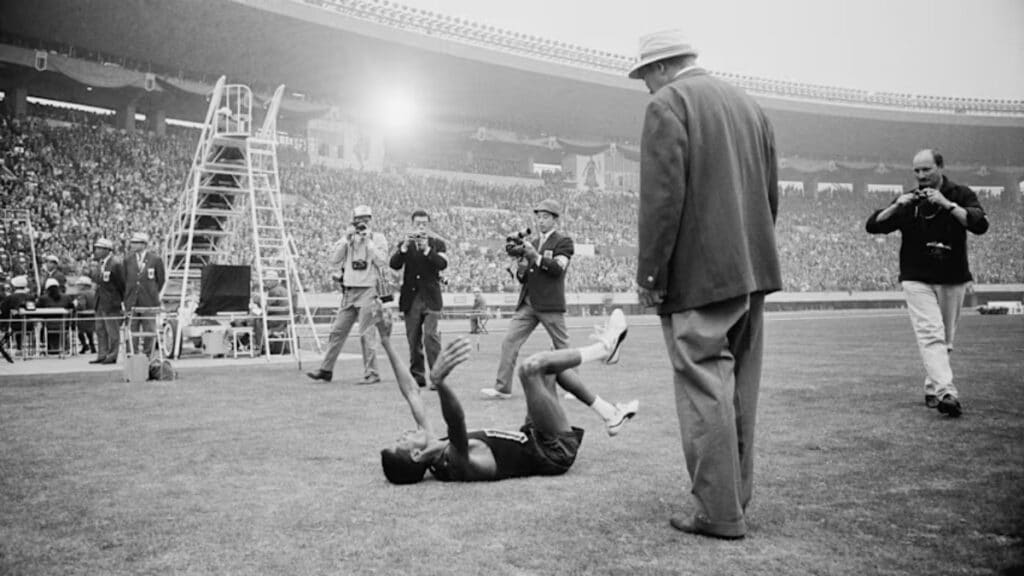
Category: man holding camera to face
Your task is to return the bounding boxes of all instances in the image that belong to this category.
[307,205,389,384]
[866,149,989,418]
[389,209,448,389]
[481,198,574,400]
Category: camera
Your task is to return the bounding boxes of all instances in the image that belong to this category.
[351,260,368,271]
[407,232,428,247]
[910,190,930,204]
[924,241,951,261]
[353,221,368,234]
[504,227,532,257]
[911,190,944,218]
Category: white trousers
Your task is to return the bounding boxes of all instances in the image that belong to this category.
[901,280,967,399]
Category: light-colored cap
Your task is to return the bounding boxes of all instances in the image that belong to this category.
[129,232,150,243]
[94,238,114,250]
[627,29,699,79]
[353,205,373,218]
[76,276,93,286]
[472,286,481,293]
[533,198,562,218]
[44,278,60,289]
[43,254,59,263]
[11,275,28,288]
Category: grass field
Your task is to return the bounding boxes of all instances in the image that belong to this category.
[1,311,1022,575]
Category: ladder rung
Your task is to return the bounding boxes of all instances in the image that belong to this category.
[198,186,246,194]
[186,230,233,237]
[174,249,223,257]
[209,135,247,147]
[192,208,238,217]
[201,163,249,173]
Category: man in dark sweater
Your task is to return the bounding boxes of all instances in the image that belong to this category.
[866,149,989,418]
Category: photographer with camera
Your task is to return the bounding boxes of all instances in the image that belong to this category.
[307,205,389,385]
[481,198,575,400]
[866,149,989,418]
[389,209,449,389]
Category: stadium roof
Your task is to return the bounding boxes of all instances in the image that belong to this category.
[3,0,1023,164]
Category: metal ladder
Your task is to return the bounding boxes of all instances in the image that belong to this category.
[160,77,319,364]
[246,149,322,360]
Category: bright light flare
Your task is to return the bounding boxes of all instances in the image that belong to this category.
[376,91,418,133]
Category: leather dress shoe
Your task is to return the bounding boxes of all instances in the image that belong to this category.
[306,370,333,382]
[99,358,117,365]
[669,516,745,540]
[937,394,962,418]
[88,359,104,364]
[480,388,512,400]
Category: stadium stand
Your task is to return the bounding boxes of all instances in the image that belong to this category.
[2,110,1021,298]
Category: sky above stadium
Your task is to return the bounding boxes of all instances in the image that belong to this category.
[399,0,1024,100]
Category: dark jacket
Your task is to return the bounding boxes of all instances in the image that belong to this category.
[36,289,74,332]
[124,251,165,310]
[516,230,574,313]
[865,175,988,284]
[389,236,448,312]
[637,67,781,314]
[1,291,33,324]
[41,269,67,293]
[74,289,98,331]
[92,256,126,315]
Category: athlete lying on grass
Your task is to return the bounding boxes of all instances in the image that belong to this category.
[375,308,638,484]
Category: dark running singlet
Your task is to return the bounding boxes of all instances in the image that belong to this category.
[430,427,584,482]
[470,429,537,479]
[429,429,536,481]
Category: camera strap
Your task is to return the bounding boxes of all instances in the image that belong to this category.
[348,239,369,263]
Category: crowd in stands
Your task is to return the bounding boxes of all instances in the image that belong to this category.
[2,114,1022,302]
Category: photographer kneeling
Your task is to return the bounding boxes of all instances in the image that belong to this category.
[307,205,388,385]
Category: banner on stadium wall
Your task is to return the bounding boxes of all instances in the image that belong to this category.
[563,153,606,191]
[308,117,385,172]
[575,243,595,258]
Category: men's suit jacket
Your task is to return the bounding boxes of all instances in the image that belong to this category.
[637,67,782,314]
[124,251,165,310]
[389,236,448,312]
[516,230,574,313]
[92,256,126,314]
[1,291,33,320]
